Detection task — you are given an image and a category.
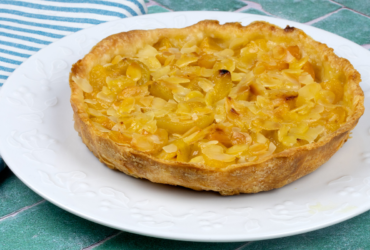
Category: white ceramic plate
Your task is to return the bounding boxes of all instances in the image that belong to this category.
[0,11,370,242]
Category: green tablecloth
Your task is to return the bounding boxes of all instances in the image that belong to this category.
[2,0,370,249]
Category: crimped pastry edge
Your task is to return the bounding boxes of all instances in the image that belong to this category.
[69,20,364,195]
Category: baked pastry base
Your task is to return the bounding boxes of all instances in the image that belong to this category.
[70,20,364,195]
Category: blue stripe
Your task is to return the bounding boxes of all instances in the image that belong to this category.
[124,0,146,14]
[0,9,104,25]
[123,0,146,14]
[0,66,15,72]
[0,48,30,58]
[0,40,39,52]
[0,17,81,32]
[0,24,64,39]
[0,75,8,79]
[45,0,145,16]
[0,56,22,65]
[0,31,51,45]
[1,0,131,17]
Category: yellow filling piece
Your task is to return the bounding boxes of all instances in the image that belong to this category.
[82,36,349,167]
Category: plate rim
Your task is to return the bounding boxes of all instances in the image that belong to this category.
[0,11,370,242]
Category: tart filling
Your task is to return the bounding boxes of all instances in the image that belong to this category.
[70,21,364,194]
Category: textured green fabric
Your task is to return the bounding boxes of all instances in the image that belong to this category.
[313,9,370,45]
[148,5,170,14]
[0,158,5,172]
[334,0,370,17]
[154,0,247,12]
[242,210,370,250]
[240,8,270,16]
[0,168,43,218]
[94,231,244,250]
[252,0,341,22]
[0,201,117,250]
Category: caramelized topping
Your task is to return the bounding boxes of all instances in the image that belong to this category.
[76,34,349,168]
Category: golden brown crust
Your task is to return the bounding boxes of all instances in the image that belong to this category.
[69,20,364,195]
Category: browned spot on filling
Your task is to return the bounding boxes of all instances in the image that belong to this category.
[219,69,230,76]
[284,25,295,32]
[285,95,298,101]
[230,108,239,115]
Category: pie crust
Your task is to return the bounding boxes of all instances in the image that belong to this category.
[70,20,364,195]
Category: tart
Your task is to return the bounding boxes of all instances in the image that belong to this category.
[70,20,364,195]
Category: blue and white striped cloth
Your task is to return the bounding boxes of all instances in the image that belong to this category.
[0,0,147,171]
[0,0,147,87]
